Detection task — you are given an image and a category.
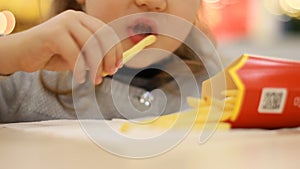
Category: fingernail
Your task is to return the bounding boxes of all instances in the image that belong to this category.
[117,60,123,68]
[95,76,103,85]
[79,78,86,84]
[77,73,86,84]
[109,67,116,74]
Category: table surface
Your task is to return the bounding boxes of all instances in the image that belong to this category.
[0,120,300,169]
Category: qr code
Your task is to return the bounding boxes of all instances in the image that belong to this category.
[258,88,288,114]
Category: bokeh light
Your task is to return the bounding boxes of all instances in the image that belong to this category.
[263,0,300,18]
[0,0,52,31]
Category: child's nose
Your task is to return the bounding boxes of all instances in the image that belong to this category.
[135,0,167,12]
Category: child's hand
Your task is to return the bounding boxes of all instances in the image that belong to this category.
[18,10,123,85]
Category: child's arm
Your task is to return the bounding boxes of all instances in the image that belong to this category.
[0,10,123,85]
[0,71,76,123]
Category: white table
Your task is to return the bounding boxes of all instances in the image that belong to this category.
[1,120,299,169]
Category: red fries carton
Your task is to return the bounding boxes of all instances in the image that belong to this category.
[202,54,300,129]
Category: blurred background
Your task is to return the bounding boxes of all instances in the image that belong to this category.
[202,0,300,65]
[0,0,51,32]
[1,0,299,66]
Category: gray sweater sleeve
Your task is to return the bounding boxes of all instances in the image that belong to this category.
[0,70,207,123]
[0,72,75,123]
[0,71,157,122]
[0,72,33,122]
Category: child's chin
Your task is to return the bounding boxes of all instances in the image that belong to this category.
[125,55,171,69]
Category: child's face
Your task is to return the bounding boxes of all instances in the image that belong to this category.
[79,0,201,67]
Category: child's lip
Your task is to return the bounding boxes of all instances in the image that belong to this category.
[127,17,158,44]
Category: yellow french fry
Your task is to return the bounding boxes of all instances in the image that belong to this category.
[102,35,157,77]
[199,97,233,111]
[122,35,157,63]
[224,96,237,105]
[187,97,201,109]
[192,122,231,131]
[197,106,232,122]
[119,105,233,132]
[120,89,240,133]
[199,96,213,107]
[221,89,239,97]
[120,117,231,132]
[223,103,235,111]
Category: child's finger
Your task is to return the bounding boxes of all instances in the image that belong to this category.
[78,12,106,34]
[67,15,107,84]
[95,25,121,76]
[115,43,123,68]
[103,47,117,75]
[74,52,87,84]
[68,20,94,49]
[82,35,104,85]
[76,12,123,82]
[56,33,86,83]
[70,19,108,84]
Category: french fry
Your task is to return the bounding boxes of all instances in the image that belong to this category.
[189,96,235,112]
[119,68,242,132]
[119,104,233,133]
[199,96,213,107]
[188,96,234,121]
[102,35,157,77]
[197,106,232,122]
[120,112,231,133]
[223,103,235,112]
[192,122,231,131]
[221,89,239,97]
[122,35,157,63]
[224,97,237,105]
[187,97,201,109]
